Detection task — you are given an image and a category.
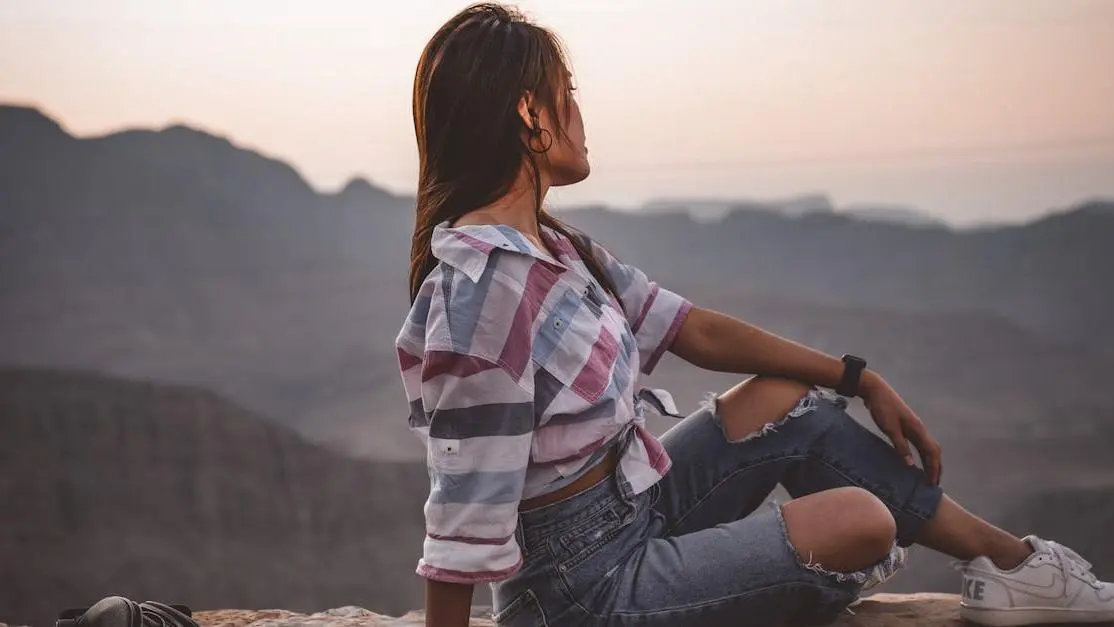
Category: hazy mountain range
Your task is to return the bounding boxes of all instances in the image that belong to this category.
[1,103,1112,624]
[2,103,1111,460]
[641,195,947,227]
[0,368,427,626]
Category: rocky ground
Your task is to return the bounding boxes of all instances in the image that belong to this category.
[189,594,967,627]
[9,592,1114,626]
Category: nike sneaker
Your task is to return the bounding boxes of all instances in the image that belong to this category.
[956,535,1114,626]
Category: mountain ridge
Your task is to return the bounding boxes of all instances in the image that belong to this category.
[0,367,429,627]
[4,103,1108,229]
[2,100,1113,462]
[2,102,1114,627]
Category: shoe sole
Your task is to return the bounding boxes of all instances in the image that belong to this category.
[961,604,1114,626]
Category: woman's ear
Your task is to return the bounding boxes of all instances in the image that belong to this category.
[517,91,535,131]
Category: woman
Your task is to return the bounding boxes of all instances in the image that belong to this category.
[396,4,1112,626]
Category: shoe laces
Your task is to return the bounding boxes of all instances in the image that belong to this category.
[950,540,1098,588]
[1048,541,1099,587]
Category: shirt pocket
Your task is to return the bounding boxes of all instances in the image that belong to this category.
[533,287,622,403]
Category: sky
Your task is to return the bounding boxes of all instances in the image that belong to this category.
[1,0,1113,225]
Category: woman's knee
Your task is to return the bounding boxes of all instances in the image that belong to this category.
[716,376,813,442]
[782,487,896,573]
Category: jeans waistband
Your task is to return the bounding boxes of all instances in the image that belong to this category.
[515,424,640,555]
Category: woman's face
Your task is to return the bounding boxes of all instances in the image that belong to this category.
[541,85,590,187]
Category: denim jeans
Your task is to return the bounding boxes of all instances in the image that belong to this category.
[490,390,944,626]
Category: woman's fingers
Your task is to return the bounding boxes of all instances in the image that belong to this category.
[865,382,942,484]
[906,415,943,485]
[883,419,916,467]
[920,435,943,485]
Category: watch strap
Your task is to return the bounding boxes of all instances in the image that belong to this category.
[836,354,866,397]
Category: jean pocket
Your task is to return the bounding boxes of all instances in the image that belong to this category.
[492,588,548,627]
[549,502,632,573]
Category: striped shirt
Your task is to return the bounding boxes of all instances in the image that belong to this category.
[395,221,692,584]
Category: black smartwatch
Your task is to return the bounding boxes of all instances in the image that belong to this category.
[836,354,867,397]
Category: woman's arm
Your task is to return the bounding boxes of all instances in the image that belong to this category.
[425,580,473,627]
[671,306,860,389]
[671,306,942,485]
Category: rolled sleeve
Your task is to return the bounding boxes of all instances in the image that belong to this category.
[589,240,693,375]
[633,285,692,375]
[415,350,535,584]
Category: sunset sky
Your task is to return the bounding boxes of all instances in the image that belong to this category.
[2,0,1112,225]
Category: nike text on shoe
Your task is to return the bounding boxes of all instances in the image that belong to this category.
[955,535,1114,626]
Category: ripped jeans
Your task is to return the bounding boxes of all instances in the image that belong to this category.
[491,390,944,626]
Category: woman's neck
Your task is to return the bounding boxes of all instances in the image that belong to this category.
[455,167,551,238]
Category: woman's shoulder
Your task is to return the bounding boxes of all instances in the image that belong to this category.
[426,249,544,302]
[411,253,553,348]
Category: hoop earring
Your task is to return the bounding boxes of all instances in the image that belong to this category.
[529,127,553,153]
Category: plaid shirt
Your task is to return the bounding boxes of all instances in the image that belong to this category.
[395,222,692,584]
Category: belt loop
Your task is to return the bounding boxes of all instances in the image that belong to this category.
[613,466,637,516]
[612,426,637,506]
[515,513,528,558]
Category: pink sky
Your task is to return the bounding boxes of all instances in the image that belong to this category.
[2,0,1112,224]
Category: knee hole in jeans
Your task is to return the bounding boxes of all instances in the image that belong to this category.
[777,488,896,583]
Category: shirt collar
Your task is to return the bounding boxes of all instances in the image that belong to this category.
[431,222,566,283]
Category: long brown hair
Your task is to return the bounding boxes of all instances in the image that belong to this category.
[409,2,620,304]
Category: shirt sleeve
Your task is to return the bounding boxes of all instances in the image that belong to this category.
[588,240,693,375]
[414,349,534,584]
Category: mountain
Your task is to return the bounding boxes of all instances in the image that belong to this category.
[2,104,1114,624]
[842,204,947,227]
[0,104,422,460]
[644,290,1113,442]
[0,368,428,627]
[560,199,1114,356]
[640,196,947,227]
[641,193,835,222]
[1,103,1112,464]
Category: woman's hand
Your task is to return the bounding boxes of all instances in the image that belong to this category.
[860,372,943,485]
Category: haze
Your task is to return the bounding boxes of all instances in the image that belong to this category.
[2,0,1112,225]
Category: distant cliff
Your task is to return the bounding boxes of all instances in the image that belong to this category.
[2,103,1112,464]
[0,368,428,627]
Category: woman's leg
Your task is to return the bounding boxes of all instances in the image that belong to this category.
[712,376,1031,570]
[571,378,922,626]
[560,378,943,626]
[560,484,894,626]
[615,376,1107,627]
[652,377,941,552]
[918,496,1032,569]
[780,486,897,573]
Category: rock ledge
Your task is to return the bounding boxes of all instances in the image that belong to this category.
[192,593,965,626]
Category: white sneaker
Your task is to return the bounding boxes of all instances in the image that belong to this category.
[956,535,1114,626]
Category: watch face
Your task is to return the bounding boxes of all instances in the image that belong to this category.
[843,354,866,367]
